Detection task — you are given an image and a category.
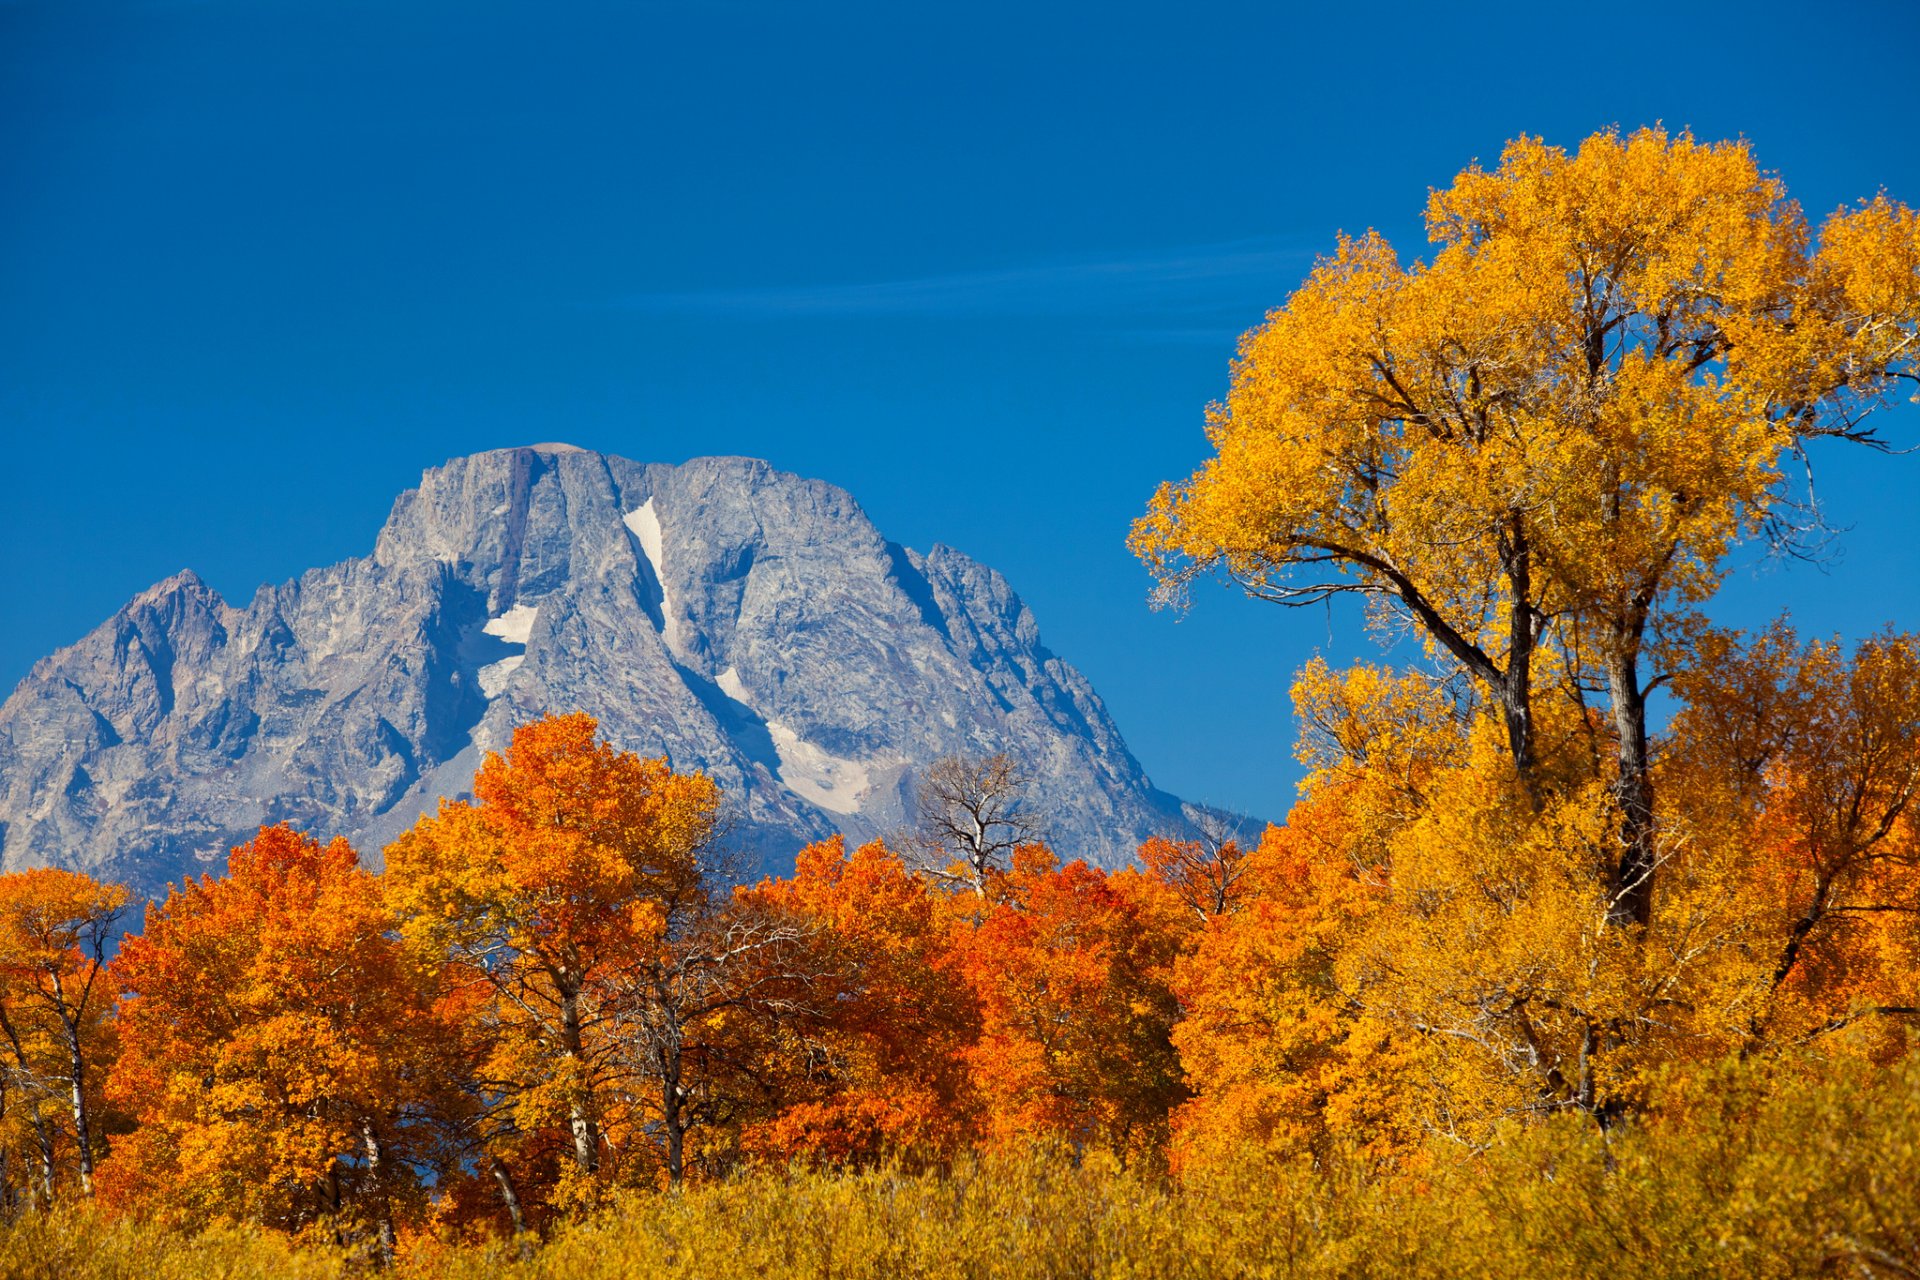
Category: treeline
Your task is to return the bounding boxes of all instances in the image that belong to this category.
[2,712,1192,1247]
[2,658,1918,1271]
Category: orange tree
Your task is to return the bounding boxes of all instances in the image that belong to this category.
[0,868,126,1204]
[384,713,733,1204]
[735,837,983,1167]
[1662,624,1920,1054]
[104,826,466,1261]
[951,846,1187,1161]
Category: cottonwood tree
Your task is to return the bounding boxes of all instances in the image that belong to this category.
[602,896,820,1184]
[735,838,985,1168]
[953,846,1187,1158]
[1137,810,1260,924]
[1664,624,1920,1049]
[1133,128,1920,926]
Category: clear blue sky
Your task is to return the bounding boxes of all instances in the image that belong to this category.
[4,0,1917,824]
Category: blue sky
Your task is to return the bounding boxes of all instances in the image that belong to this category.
[3,0,1918,825]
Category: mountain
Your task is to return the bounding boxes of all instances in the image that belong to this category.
[0,446,1226,895]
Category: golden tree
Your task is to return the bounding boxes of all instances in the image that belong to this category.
[105,827,464,1260]
[1135,129,1920,1135]
[383,713,825,1200]
[1133,128,1920,925]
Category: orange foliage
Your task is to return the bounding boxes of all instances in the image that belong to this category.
[0,868,127,1204]
[737,837,981,1165]
[1166,805,1414,1168]
[953,845,1187,1160]
[103,826,465,1258]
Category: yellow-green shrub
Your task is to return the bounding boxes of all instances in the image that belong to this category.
[5,1054,1914,1280]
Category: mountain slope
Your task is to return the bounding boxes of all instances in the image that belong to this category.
[0,446,1218,893]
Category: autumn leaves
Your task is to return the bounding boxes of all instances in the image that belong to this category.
[1,126,1917,1263]
[0,714,1248,1251]
[1131,127,1920,926]
[109,828,461,1257]
[0,870,125,1205]
[1130,128,1920,1142]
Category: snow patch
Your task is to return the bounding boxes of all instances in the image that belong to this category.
[716,666,750,704]
[623,499,684,654]
[624,499,665,576]
[765,720,874,816]
[473,604,535,699]
[483,604,538,646]
[477,655,525,698]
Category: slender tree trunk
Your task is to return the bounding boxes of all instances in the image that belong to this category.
[360,1117,396,1267]
[63,1036,92,1196]
[489,1156,530,1246]
[661,1044,685,1185]
[652,993,690,1187]
[1605,641,1656,926]
[27,1111,54,1209]
[51,977,94,1195]
[558,984,599,1174]
[0,1007,55,1207]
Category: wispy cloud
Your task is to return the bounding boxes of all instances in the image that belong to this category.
[614,239,1316,323]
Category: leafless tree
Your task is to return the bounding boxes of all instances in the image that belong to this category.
[1143,808,1257,923]
[906,752,1042,897]
[604,898,825,1184]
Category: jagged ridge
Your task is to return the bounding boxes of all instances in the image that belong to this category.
[0,446,1221,893]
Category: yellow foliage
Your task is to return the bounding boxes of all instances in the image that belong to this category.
[10,1054,1917,1280]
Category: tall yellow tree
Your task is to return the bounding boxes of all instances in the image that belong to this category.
[1133,128,1920,925]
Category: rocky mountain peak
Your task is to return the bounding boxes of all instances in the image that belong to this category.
[0,448,1226,894]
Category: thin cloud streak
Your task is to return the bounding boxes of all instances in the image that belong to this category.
[615,239,1317,320]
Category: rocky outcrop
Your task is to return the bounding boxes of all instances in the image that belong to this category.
[0,446,1223,894]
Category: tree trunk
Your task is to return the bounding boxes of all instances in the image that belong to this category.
[661,1048,685,1185]
[64,1040,92,1196]
[651,994,690,1187]
[52,981,94,1195]
[558,984,600,1174]
[489,1156,530,1246]
[1497,673,1535,791]
[1605,643,1655,926]
[28,1112,54,1208]
[568,1105,598,1176]
[360,1117,396,1267]
[0,1008,56,1207]
[1499,519,1538,792]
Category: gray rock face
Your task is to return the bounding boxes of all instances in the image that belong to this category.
[0,446,1219,894]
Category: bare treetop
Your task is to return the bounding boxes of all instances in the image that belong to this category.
[908,753,1043,897]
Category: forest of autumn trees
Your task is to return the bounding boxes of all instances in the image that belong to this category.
[0,129,1917,1262]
